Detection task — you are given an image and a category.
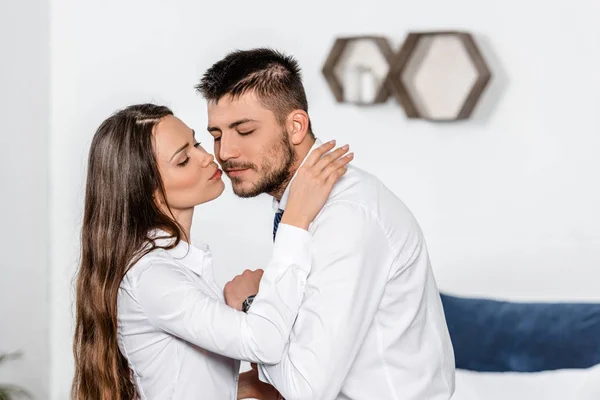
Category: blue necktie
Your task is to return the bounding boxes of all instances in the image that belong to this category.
[273,209,284,241]
[272,209,286,399]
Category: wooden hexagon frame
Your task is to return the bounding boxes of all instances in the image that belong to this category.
[322,36,394,105]
[386,31,492,121]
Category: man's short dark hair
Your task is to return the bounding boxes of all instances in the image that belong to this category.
[196,48,314,138]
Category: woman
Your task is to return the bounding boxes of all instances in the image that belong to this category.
[72,103,351,399]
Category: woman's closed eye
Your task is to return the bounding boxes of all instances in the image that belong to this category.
[177,143,202,167]
[177,157,190,167]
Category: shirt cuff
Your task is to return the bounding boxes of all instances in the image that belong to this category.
[272,223,312,274]
[258,364,269,384]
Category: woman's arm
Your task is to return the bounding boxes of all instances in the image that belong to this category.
[135,224,311,364]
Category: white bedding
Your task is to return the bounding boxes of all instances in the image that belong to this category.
[453,364,600,400]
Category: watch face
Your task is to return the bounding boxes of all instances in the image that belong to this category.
[243,295,256,313]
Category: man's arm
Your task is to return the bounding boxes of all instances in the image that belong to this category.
[258,201,398,399]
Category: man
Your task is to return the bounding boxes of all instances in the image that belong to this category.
[196,48,455,400]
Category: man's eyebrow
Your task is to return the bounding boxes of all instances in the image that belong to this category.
[207,118,258,133]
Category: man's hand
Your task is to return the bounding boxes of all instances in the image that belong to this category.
[237,369,282,399]
[224,269,264,311]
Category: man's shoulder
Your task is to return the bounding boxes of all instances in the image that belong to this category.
[321,165,420,234]
[315,166,380,221]
[328,164,377,195]
[325,164,391,208]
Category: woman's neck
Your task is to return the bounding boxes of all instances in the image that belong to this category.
[168,207,193,242]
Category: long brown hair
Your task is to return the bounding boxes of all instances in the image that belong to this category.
[72,104,184,399]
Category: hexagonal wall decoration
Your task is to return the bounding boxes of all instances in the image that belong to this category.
[386,31,492,121]
[322,36,394,105]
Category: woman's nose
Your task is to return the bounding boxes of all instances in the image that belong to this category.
[201,152,215,167]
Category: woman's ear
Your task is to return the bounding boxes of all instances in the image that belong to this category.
[153,190,164,208]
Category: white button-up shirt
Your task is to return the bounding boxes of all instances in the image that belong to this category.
[117,225,312,399]
[258,139,456,400]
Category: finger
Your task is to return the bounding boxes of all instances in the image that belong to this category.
[321,152,353,180]
[325,166,348,187]
[302,140,336,167]
[312,145,350,175]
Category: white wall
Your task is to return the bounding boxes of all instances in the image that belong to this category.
[49,0,600,398]
[0,1,49,399]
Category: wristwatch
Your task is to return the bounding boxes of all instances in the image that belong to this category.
[242,294,256,313]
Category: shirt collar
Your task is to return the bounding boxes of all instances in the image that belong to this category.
[272,137,324,212]
[148,229,210,276]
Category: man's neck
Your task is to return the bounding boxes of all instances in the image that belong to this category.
[271,136,316,201]
[270,176,292,202]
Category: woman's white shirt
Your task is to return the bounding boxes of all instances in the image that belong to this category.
[117,224,311,400]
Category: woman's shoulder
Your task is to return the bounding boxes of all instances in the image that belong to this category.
[121,241,184,288]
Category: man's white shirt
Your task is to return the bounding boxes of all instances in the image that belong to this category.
[257,139,456,400]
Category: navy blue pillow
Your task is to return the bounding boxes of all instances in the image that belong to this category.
[440,293,600,372]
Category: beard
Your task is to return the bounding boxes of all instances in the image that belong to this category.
[223,130,296,198]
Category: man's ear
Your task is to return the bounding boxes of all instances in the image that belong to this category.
[286,110,310,145]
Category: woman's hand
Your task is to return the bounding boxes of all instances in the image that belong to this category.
[282,140,353,230]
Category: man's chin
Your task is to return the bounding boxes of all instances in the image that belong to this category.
[231,182,261,198]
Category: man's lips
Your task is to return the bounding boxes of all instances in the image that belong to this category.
[224,168,250,177]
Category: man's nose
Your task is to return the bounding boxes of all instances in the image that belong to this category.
[218,134,240,162]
